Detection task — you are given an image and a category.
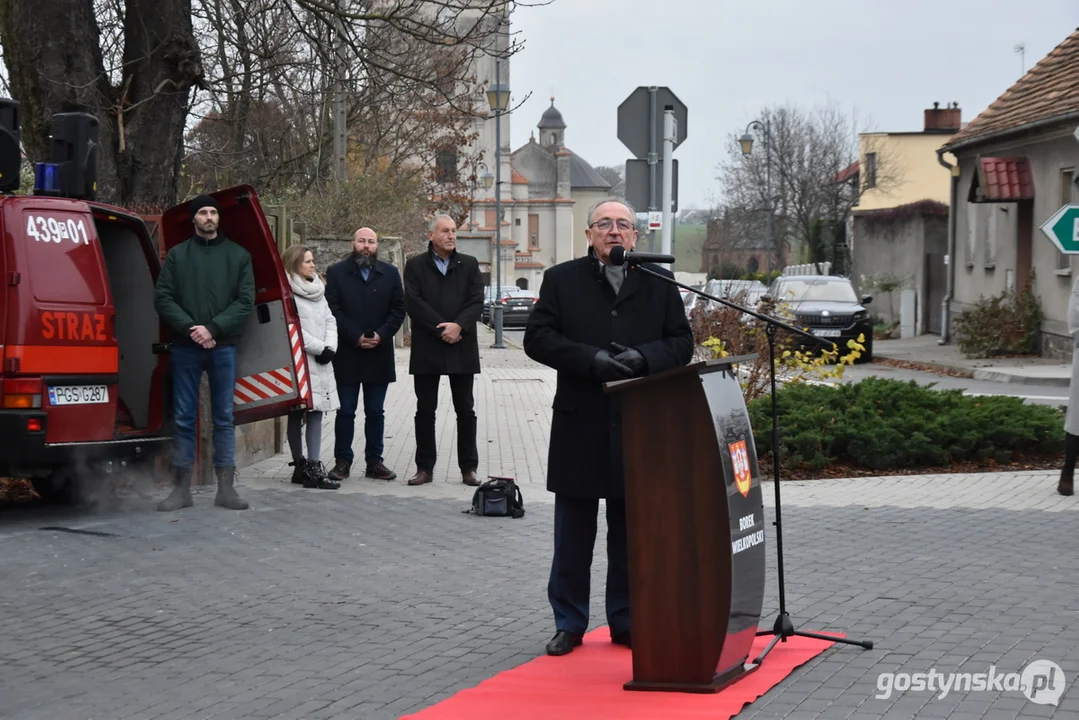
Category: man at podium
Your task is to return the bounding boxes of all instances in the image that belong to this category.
[523,197,694,657]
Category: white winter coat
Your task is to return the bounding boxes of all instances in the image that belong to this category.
[1067,277,1079,435]
[290,272,341,413]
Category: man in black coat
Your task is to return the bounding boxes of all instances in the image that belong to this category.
[523,198,694,656]
[403,213,485,487]
[325,227,406,481]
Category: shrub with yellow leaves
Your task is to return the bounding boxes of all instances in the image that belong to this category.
[689,292,864,405]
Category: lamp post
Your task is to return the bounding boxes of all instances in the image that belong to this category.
[486,61,510,349]
[740,119,774,273]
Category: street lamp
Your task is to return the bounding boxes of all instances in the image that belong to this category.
[741,119,774,273]
[486,61,510,349]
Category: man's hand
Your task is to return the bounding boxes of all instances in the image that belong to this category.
[437,322,463,344]
[359,332,381,350]
[590,349,634,383]
[609,342,647,377]
[190,325,215,349]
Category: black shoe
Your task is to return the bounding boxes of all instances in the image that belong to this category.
[327,459,351,482]
[288,460,306,485]
[303,460,340,490]
[545,630,583,656]
[611,630,632,648]
[365,462,397,481]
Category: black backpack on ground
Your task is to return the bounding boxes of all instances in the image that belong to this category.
[466,476,525,518]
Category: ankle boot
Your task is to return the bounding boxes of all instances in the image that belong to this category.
[157,466,193,512]
[303,459,340,490]
[214,466,249,510]
[288,460,306,484]
[1060,432,1079,496]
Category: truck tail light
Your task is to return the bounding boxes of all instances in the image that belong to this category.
[2,377,43,409]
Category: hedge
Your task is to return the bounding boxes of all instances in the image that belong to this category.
[746,378,1066,472]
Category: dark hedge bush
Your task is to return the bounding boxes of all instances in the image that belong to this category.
[747,378,1065,472]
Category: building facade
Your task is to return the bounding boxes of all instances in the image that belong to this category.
[939,28,1079,357]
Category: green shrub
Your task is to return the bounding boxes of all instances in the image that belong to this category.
[747,378,1064,472]
[953,284,1043,358]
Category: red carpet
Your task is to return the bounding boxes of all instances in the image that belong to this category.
[400,627,840,720]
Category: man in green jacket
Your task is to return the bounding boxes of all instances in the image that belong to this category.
[153,195,255,511]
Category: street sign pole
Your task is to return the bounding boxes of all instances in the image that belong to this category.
[661,105,675,262]
[648,86,658,253]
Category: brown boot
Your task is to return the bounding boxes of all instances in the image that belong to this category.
[462,470,480,486]
[407,469,433,486]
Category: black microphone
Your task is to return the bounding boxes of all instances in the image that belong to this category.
[609,246,675,266]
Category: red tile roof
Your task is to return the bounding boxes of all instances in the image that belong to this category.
[511,169,529,185]
[971,157,1035,201]
[943,28,1079,152]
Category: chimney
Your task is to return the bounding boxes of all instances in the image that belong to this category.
[925,101,961,132]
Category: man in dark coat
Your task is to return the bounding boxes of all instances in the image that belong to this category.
[403,213,485,487]
[523,198,694,656]
[325,227,406,481]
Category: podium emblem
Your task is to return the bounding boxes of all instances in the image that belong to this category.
[729,440,752,498]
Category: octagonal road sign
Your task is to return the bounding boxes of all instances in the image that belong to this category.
[1040,204,1079,254]
[617,86,687,160]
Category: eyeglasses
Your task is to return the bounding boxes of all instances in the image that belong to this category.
[589,219,636,232]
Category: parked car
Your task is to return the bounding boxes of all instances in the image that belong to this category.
[764,275,873,361]
[482,286,536,327]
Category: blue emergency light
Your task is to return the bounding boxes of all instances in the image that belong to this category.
[34,162,61,196]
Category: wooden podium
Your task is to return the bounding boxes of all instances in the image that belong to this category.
[604,356,767,693]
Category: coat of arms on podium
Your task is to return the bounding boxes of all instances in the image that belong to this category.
[729,439,752,498]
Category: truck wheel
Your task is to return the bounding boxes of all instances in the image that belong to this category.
[30,472,78,506]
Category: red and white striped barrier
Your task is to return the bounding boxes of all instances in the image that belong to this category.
[232,322,312,407]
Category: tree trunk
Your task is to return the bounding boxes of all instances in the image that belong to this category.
[0,0,203,209]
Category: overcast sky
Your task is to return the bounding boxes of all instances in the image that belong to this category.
[503,0,1079,210]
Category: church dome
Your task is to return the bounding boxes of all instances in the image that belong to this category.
[538,98,566,130]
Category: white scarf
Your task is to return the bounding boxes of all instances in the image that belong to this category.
[289,271,325,301]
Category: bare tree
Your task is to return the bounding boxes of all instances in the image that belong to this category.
[593,164,625,197]
[0,0,550,211]
[714,101,901,273]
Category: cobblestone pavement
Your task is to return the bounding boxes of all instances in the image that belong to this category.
[1,328,1076,719]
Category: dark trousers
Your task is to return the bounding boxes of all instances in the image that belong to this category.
[548,494,630,637]
[333,382,389,465]
[413,373,478,472]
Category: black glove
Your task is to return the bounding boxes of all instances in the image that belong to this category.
[316,347,335,365]
[609,342,647,377]
[590,349,634,383]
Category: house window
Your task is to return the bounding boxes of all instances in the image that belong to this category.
[435,148,459,184]
[1059,168,1074,270]
[966,202,978,267]
[528,213,540,250]
[864,152,878,189]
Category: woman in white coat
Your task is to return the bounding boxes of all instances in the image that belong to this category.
[282,244,341,490]
[1062,278,1079,495]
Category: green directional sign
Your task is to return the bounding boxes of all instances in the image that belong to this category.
[1041,204,1079,254]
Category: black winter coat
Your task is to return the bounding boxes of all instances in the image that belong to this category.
[325,258,406,385]
[523,251,694,499]
[404,244,484,376]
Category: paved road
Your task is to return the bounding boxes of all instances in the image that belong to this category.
[503,329,1069,406]
[2,333,1076,719]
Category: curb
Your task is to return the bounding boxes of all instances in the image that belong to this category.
[971,368,1071,387]
[875,354,1070,386]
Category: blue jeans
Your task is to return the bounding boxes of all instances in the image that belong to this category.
[171,344,237,469]
[334,382,389,465]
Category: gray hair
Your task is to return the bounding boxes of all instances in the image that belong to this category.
[427,213,456,232]
[587,196,637,225]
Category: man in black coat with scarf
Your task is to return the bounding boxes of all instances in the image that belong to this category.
[523,198,694,656]
[403,213,485,487]
[325,227,406,481]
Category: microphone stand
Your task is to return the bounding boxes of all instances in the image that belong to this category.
[626,260,874,663]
